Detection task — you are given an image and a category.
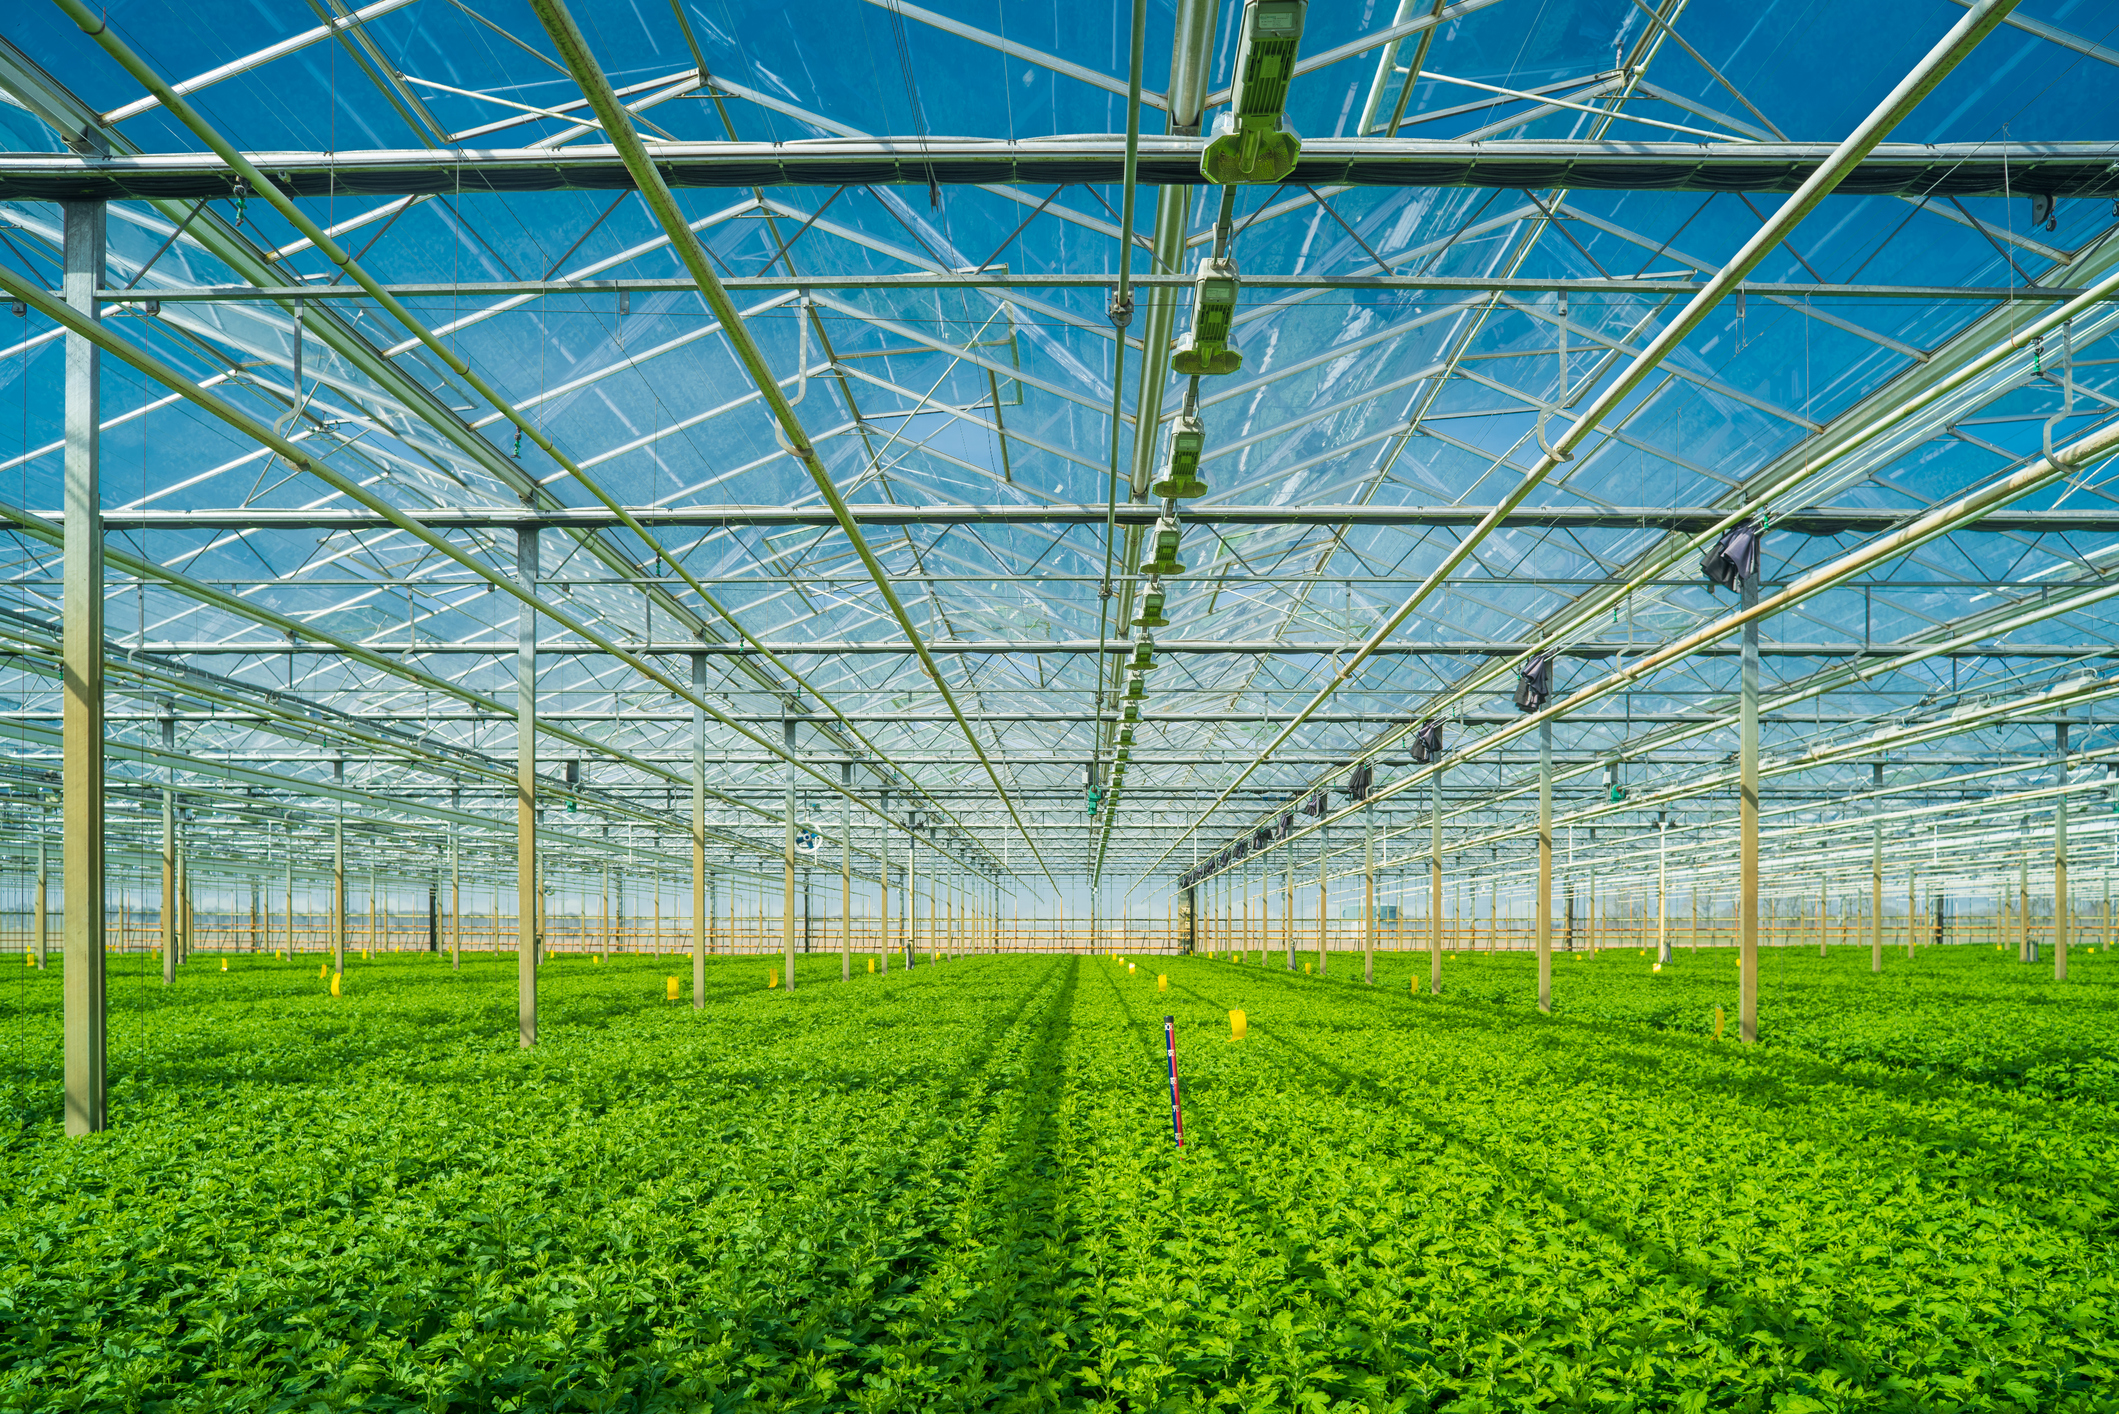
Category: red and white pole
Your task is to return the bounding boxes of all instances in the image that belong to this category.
[1164,1014,1184,1147]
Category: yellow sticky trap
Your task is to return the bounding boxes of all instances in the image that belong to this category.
[1229,1008,1247,1041]
[220,958,228,972]
[1303,962,1311,975]
[768,968,779,989]
[330,971,342,996]
[1714,1006,1725,1040]
[666,976,680,1001]
[594,954,603,964]
[319,962,328,979]
[868,957,876,974]
[1652,962,1662,973]
[23,951,31,967]
[1157,973,1168,992]
[1409,976,1416,996]
[1127,962,1136,974]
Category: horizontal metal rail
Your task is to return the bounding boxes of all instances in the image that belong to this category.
[4,137,2112,198]
[62,505,2119,534]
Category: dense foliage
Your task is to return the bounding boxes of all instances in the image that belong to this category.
[0,944,2113,1410]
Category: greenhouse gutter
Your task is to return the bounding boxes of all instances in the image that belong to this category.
[525,0,1055,891]
[1153,0,2027,879]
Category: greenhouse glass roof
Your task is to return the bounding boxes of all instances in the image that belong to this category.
[2,0,2117,919]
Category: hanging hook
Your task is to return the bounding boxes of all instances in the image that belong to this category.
[1536,292,1574,462]
[272,300,310,441]
[787,289,811,407]
[2043,322,2075,467]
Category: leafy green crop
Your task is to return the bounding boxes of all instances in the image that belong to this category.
[0,945,2112,1410]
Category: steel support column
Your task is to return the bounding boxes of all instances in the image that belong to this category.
[1283,851,1294,971]
[1364,817,1376,984]
[1429,768,1442,993]
[1740,562,1761,1042]
[516,526,538,1046]
[691,653,707,1006]
[1537,719,1553,1014]
[879,790,891,973]
[2055,719,2070,981]
[449,808,460,969]
[160,716,175,985]
[1316,825,1328,974]
[1871,762,1884,972]
[61,199,104,1136]
[841,761,852,982]
[35,833,48,970]
[782,717,797,990]
[1657,819,1671,964]
[333,758,345,975]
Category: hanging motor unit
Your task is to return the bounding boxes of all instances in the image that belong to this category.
[1344,762,1374,802]
[1171,259,1242,376]
[1410,718,1443,763]
[1150,413,1210,499]
[1135,579,1170,629]
[1514,654,1553,713]
[1201,0,1308,185]
[1701,520,1763,592]
[1142,515,1186,577]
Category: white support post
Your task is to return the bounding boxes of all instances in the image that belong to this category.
[691,653,707,1005]
[782,717,797,990]
[1871,763,1884,973]
[161,716,175,985]
[1537,719,1552,1013]
[1363,816,1376,984]
[62,199,105,1135]
[1429,768,1442,993]
[1739,557,1760,1042]
[516,526,538,1046]
[2055,719,2070,981]
[841,761,852,982]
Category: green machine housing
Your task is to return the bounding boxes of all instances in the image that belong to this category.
[1200,0,1306,185]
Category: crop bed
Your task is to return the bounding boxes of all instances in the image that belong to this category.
[1,945,2115,1411]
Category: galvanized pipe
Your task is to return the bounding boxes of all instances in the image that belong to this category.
[525,0,1052,888]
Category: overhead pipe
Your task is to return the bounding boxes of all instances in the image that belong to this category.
[1415,673,2119,873]
[0,33,722,663]
[1198,478,2119,887]
[0,609,919,874]
[523,0,1055,891]
[1319,215,2119,812]
[1092,0,1219,879]
[47,1,984,863]
[1090,0,1152,881]
[0,272,1002,876]
[1109,0,1221,632]
[0,495,811,837]
[1160,0,2024,873]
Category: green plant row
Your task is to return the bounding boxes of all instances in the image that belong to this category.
[0,946,2111,1410]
